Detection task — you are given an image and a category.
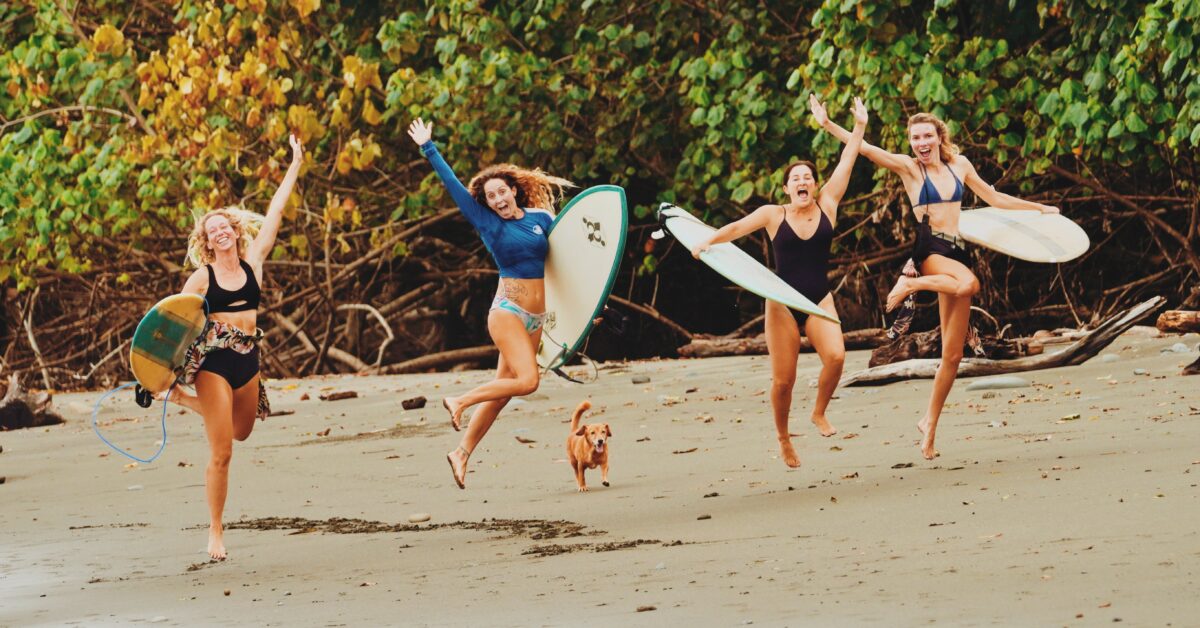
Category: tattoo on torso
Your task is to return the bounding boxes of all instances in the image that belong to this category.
[501,279,528,301]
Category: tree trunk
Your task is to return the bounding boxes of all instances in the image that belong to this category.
[839,296,1166,386]
[0,374,64,430]
[1156,310,1200,333]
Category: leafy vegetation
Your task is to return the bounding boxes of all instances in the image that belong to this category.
[1,1,1197,384]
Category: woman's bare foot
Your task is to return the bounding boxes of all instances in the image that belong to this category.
[811,414,837,437]
[447,446,469,489]
[777,436,800,468]
[443,397,464,431]
[917,418,939,460]
[207,526,227,560]
[886,276,913,312]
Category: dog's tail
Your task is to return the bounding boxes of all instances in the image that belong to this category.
[570,400,591,433]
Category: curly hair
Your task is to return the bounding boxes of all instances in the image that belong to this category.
[467,164,574,214]
[186,206,263,268]
[908,112,960,164]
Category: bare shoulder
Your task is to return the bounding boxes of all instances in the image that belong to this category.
[951,154,977,176]
[182,266,209,294]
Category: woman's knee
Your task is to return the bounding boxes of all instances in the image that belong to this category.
[771,375,797,392]
[209,446,233,468]
[954,277,980,298]
[823,349,846,370]
[513,372,540,397]
[941,347,964,365]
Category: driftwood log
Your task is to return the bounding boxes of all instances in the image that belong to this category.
[677,328,889,359]
[1156,310,1200,333]
[868,329,1043,367]
[1184,355,1200,376]
[839,296,1166,386]
[0,374,64,430]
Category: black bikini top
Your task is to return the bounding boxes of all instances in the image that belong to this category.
[205,259,260,313]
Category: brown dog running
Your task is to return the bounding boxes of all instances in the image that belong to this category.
[566,400,611,492]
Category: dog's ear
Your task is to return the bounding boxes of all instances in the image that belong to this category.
[604,424,612,437]
[574,425,587,437]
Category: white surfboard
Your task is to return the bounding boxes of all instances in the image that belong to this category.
[539,185,628,370]
[657,204,839,324]
[958,207,1089,263]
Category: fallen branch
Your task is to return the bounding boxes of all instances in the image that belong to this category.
[381,345,498,374]
[839,296,1166,386]
[608,295,693,340]
[678,328,889,358]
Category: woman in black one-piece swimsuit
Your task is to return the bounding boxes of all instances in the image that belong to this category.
[692,97,868,468]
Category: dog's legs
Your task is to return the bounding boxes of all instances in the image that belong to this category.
[601,458,609,487]
[574,461,588,492]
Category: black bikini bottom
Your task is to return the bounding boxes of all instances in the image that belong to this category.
[198,346,260,390]
[913,216,971,268]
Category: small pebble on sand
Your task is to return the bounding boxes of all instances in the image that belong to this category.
[408,513,432,523]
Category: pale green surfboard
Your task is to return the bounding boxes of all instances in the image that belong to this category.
[658,203,839,324]
[539,185,629,370]
[958,207,1089,263]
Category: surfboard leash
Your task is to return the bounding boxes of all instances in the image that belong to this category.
[92,380,174,464]
[92,295,209,463]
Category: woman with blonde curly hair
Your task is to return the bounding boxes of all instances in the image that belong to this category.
[408,117,573,489]
[818,108,1057,460]
[170,133,304,559]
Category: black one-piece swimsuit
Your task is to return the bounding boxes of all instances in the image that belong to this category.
[772,208,833,327]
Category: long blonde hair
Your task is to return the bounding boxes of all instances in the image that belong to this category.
[467,164,574,214]
[908,112,960,164]
[186,206,263,267]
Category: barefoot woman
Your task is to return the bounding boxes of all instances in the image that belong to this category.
[171,134,304,558]
[819,109,1057,459]
[408,118,573,488]
[691,96,868,468]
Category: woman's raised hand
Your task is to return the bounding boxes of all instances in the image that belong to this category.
[289,133,303,165]
[809,93,829,128]
[852,97,868,128]
[407,118,433,146]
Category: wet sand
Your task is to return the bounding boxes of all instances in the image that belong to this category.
[2,329,1198,626]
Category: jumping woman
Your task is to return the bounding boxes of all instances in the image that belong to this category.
[690,96,868,468]
[407,118,573,489]
[818,106,1057,459]
[168,134,304,559]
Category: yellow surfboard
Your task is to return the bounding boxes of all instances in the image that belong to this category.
[129,294,207,394]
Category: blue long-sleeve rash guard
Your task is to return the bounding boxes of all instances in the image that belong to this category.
[420,140,554,279]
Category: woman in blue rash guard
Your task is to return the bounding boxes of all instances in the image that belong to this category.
[408,118,573,489]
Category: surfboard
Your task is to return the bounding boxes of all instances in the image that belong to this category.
[129,293,208,394]
[539,185,628,370]
[657,203,839,324]
[958,207,1089,263]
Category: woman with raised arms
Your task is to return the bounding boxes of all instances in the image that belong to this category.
[818,106,1058,459]
[691,97,868,468]
[408,118,573,489]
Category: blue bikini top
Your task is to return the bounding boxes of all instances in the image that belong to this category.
[916,162,963,207]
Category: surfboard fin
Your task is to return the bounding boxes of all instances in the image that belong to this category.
[134,384,153,409]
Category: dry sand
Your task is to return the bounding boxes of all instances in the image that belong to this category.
[2,329,1199,626]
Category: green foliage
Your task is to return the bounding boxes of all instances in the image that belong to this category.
[1,0,1198,292]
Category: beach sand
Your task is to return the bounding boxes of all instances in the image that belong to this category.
[2,329,1198,626]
